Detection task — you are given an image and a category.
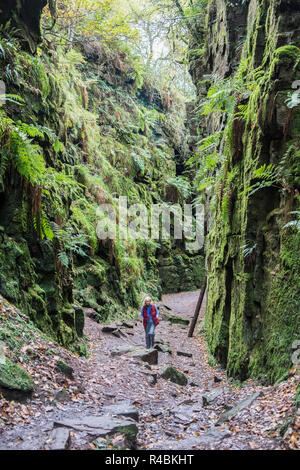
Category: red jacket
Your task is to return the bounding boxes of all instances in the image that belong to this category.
[142,304,159,327]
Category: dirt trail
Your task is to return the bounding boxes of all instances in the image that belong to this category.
[0,290,298,450]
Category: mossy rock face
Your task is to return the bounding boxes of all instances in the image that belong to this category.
[0,357,34,393]
[190,0,300,384]
[159,253,205,294]
[74,305,85,337]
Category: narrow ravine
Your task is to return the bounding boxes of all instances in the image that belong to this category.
[0,291,298,450]
[0,0,299,454]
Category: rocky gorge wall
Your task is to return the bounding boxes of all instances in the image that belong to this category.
[189,0,300,383]
[0,0,49,52]
[0,1,205,350]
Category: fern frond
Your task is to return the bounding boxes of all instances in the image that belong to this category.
[58,251,69,267]
[33,212,54,240]
[167,176,192,199]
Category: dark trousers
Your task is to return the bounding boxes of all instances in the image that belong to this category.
[144,322,155,349]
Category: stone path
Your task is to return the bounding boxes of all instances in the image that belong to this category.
[0,290,298,450]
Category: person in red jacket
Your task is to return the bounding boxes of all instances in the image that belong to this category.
[140,295,159,349]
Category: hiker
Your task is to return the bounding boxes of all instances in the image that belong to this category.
[140,296,159,349]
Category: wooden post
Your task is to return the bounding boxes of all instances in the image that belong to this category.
[188,274,207,337]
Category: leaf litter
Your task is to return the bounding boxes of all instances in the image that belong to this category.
[0,292,299,450]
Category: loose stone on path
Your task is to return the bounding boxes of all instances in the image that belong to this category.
[47,427,71,450]
[0,290,289,452]
[149,427,232,450]
[110,345,158,365]
[202,388,226,406]
[159,365,188,386]
[53,415,138,443]
[176,350,193,358]
[215,391,263,426]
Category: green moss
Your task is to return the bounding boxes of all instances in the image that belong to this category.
[274,46,300,63]
[165,314,189,326]
[160,365,188,386]
[116,424,138,443]
[248,231,300,383]
[196,0,300,384]
[55,360,74,378]
[159,252,205,294]
[0,357,34,392]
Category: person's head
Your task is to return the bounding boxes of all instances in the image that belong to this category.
[143,295,152,306]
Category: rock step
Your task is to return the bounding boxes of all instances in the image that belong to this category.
[48,427,71,450]
[111,345,158,365]
[53,415,138,443]
[102,325,118,333]
[102,401,139,422]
